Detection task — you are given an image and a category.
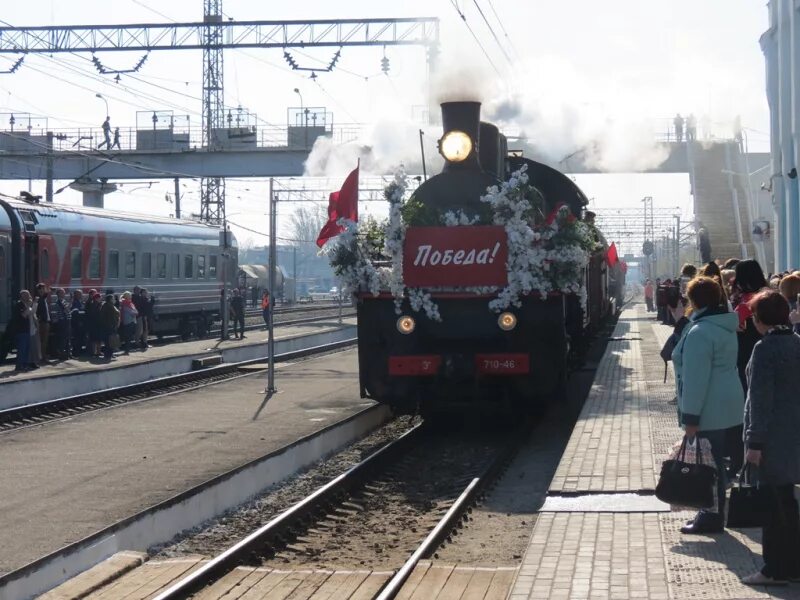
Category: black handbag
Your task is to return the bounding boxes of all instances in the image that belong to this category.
[726,464,771,529]
[655,436,718,509]
[659,333,676,382]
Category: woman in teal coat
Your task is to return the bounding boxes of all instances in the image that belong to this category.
[672,276,744,534]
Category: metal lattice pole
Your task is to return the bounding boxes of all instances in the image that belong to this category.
[201,0,225,225]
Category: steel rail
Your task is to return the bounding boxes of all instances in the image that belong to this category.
[375,429,524,599]
[0,337,356,433]
[152,424,424,600]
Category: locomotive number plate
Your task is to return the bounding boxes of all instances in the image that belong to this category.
[475,353,529,375]
[388,355,442,376]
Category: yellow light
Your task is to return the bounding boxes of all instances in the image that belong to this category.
[498,312,517,331]
[439,130,473,162]
[396,315,416,334]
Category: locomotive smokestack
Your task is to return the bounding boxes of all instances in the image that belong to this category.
[439,101,482,172]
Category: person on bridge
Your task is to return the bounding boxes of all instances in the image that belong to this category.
[672,276,743,535]
[673,113,685,142]
[230,288,246,339]
[741,290,800,586]
[98,117,111,150]
[686,114,697,141]
[111,127,121,150]
[733,115,743,148]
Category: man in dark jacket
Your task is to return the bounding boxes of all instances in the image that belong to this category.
[230,288,246,339]
[99,294,120,359]
[51,287,71,360]
[11,290,33,371]
[35,283,51,360]
[138,289,155,348]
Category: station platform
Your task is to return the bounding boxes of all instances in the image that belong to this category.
[0,317,356,410]
[0,348,370,578]
[509,304,800,600]
[39,557,516,600]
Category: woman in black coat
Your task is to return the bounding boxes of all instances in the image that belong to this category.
[741,290,800,586]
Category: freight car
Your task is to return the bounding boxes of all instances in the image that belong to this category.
[0,197,237,343]
[348,101,620,417]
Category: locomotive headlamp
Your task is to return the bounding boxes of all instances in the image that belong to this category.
[439,130,473,162]
[497,312,517,331]
[396,315,416,335]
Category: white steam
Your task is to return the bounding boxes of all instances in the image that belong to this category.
[304,53,673,177]
[303,120,443,178]
[484,56,669,172]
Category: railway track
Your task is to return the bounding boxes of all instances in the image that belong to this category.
[149,307,356,347]
[0,338,356,434]
[151,423,526,599]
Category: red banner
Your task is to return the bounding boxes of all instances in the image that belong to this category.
[403,226,509,288]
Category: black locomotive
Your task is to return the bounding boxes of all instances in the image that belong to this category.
[354,101,621,417]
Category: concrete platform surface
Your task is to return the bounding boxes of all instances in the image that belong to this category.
[0,317,355,383]
[0,349,370,577]
[510,305,800,600]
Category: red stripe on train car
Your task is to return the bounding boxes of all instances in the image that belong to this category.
[475,353,530,375]
[388,355,442,376]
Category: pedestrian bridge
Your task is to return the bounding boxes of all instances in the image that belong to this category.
[0,118,770,180]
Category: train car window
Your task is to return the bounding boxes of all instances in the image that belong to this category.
[184,255,193,279]
[142,252,152,278]
[172,253,180,278]
[197,255,206,278]
[209,255,217,278]
[40,249,50,280]
[109,250,119,278]
[125,252,136,279]
[156,253,167,279]
[89,249,101,279]
[0,246,5,277]
[71,248,82,280]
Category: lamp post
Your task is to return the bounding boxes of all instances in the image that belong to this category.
[95,93,109,118]
[267,178,277,395]
[293,88,308,149]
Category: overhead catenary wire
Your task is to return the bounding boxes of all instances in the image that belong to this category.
[448,0,503,78]
[471,0,512,65]
[484,0,519,60]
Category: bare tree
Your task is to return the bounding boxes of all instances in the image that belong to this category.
[286,204,327,245]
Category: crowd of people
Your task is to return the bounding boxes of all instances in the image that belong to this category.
[5,284,273,373]
[7,284,156,372]
[650,258,800,586]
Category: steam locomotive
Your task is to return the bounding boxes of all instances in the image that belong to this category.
[355,101,622,417]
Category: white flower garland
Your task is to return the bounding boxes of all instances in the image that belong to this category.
[384,169,409,314]
[324,218,382,297]
[482,168,590,312]
[328,164,592,319]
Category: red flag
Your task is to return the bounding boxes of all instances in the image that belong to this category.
[606,242,619,267]
[316,166,359,247]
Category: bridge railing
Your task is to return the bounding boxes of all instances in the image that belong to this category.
[0,123,368,154]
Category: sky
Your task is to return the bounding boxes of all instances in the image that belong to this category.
[0,0,771,253]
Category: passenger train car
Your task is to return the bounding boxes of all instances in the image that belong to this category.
[0,197,237,341]
[354,101,621,417]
